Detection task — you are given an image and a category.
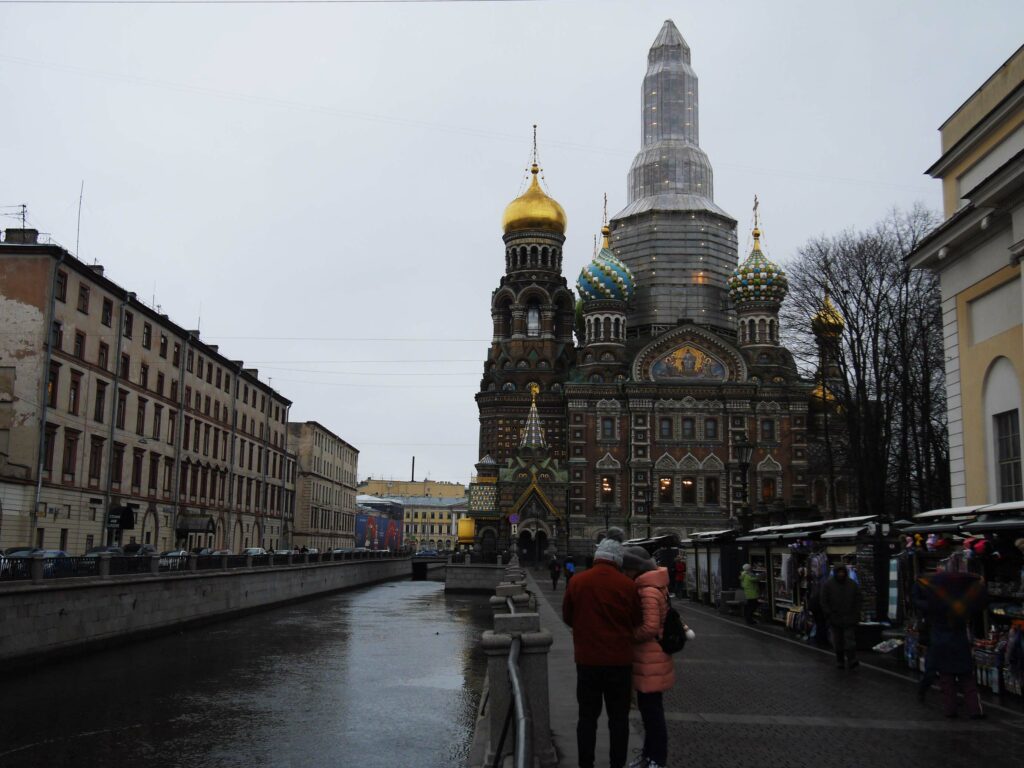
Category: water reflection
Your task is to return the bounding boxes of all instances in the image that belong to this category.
[0,580,491,768]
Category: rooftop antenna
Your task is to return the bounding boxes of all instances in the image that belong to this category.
[197,301,202,331]
[75,181,84,257]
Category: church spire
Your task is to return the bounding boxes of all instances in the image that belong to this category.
[519,383,547,449]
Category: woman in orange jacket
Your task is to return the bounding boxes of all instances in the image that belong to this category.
[622,546,677,768]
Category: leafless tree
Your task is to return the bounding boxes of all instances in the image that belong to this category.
[780,204,949,518]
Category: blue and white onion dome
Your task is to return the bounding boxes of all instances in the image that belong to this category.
[727,226,788,306]
[577,226,635,303]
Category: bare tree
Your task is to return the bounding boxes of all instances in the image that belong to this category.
[781,205,949,518]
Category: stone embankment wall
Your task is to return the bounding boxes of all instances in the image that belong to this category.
[444,562,506,593]
[0,558,410,668]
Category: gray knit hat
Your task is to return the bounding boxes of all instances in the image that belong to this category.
[621,545,656,574]
[594,538,624,567]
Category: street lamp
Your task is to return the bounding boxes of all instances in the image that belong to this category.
[734,432,754,531]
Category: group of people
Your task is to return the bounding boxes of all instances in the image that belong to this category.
[561,530,693,768]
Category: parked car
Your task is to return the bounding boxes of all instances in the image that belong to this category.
[122,543,156,557]
[209,549,232,556]
[159,550,189,569]
[414,550,440,558]
[84,545,124,557]
[242,547,267,556]
[3,546,39,557]
[37,550,71,577]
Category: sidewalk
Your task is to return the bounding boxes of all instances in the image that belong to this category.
[527,566,1024,768]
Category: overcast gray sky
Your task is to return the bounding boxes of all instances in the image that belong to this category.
[1,0,1021,486]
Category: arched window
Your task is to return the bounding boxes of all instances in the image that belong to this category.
[748,319,756,343]
[530,246,539,266]
[526,303,541,337]
[613,317,620,340]
[758,319,766,343]
[603,317,612,340]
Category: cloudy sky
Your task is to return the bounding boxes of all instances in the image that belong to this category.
[1,0,1021,485]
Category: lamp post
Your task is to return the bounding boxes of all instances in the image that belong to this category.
[734,433,754,532]
[645,485,652,539]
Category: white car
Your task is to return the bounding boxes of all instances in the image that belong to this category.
[242,547,267,556]
[159,550,189,569]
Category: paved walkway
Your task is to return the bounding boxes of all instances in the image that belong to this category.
[527,568,1024,768]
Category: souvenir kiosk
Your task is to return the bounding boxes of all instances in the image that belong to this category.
[901,503,1024,699]
[684,529,741,607]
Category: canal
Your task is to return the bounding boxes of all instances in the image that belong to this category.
[0,579,492,767]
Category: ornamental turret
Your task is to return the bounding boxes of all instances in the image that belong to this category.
[728,199,788,347]
[576,205,634,383]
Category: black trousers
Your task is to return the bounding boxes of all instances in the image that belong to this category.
[831,624,857,665]
[636,690,667,765]
[743,597,758,624]
[576,664,632,768]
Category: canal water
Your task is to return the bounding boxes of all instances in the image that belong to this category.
[0,579,492,768]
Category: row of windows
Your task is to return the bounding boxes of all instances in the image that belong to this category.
[309,507,353,533]
[596,474,777,505]
[54,269,287,422]
[598,416,777,443]
[41,429,292,514]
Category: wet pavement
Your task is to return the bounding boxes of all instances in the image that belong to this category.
[528,568,1024,768]
[0,579,491,768]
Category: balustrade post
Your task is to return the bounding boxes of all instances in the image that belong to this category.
[149,554,160,575]
[188,553,198,572]
[98,552,111,579]
[481,630,513,767]
[30,553,45,584]
[245,554,253,569]
[286,552,294,566]
[520,628,557,768]
[220,553,229,571]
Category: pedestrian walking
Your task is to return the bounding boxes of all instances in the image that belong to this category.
[562,538,641,768]
[549,555,562,590]
[622,546,676,768]
[821,563,862,669]
[564,556,576,586]
[673,557,686,599]
[913,570,988,718]
[740,564,760,625]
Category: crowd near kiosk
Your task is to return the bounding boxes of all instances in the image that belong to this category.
[899,502,1024,699]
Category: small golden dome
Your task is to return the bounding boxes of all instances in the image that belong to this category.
[502,164,567,235]
[811,294,844,337]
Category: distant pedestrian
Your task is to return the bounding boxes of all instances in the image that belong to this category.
[549,556,562,590]
[821,563,863,669]
[622,546,677,768]
[562,539,641,768]
[564,556,576,586]
[740,564,760,625]
[673,557,686,598]
[914,570,988,717]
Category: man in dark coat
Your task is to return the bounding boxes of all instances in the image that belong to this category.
[548,555,562,590]
[563,538,641,768]
[820,564,863,669]
[914,570,988,718]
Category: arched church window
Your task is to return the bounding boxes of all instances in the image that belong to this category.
[501,382,516,392]
[527,303,541,337]
[603,317,612,340]
[530,246,539,266]
[748,319,756,343]
[613,317,620,339]
[758,319,766,343]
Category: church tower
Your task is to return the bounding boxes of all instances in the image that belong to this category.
[610,19,738,338]
[477,143,575,466]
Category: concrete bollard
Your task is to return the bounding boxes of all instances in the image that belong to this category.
[490,593,531,617]
[30,553,45,584]
[149,554,160,575]
[520,629,557,768]
[98,552,111,579]
[481,630,514,767]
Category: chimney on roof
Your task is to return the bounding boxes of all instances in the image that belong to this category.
[4,228,39,245]
[89,265,104,277]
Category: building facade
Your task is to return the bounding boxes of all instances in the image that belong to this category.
[0,228,295,554]
[289,421,358,550]
[358,478,466,499]
[907,45,1024,506]
[469,21,852,561]
[396,495,467,552]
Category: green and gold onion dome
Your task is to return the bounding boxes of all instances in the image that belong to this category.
[577,226,635,303]
[811,294,845,338]
[502,163,567,235]
[727,226,788,306]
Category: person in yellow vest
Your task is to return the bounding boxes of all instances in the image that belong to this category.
[740,564,760,625]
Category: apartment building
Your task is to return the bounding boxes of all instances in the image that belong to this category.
[0,228,295,553]
[288,421,358,550]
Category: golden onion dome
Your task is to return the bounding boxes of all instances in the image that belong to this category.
[502,163,567,235]
[811,294,844,337]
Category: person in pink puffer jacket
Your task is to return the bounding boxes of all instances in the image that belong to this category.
[622,545,676,768]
